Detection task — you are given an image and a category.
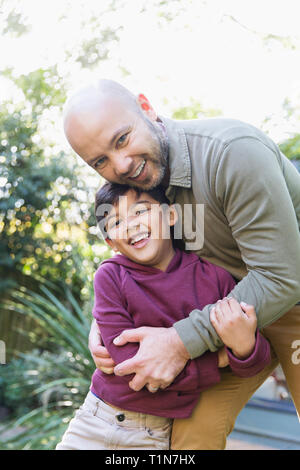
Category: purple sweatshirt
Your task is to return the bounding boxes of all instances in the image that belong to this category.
[91,249,271,418]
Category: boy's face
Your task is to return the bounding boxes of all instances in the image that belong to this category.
[104,189,177,268]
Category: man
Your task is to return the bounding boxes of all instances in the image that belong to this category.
[63,79,300,449]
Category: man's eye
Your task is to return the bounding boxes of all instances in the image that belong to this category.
[94,157,107,169]
[117,133,128,146]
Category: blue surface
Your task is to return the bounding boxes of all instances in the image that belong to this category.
[291,159,300,172]
[231,398,300,450]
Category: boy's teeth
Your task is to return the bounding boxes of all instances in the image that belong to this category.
[131,233,149,245]
[132,160,145,178]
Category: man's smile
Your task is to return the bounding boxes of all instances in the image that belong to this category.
[130,159,146,179]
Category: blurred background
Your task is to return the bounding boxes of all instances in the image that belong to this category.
[0,0,299,450]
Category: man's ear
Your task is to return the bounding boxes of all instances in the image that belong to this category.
[137,93,157,121]
[168,205,178,227]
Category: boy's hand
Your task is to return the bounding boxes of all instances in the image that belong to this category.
[217,347,229,367]
[210,298,257,359]
[88,319,116,373]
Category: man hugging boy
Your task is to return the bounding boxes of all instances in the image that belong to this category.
[56,183,271,450]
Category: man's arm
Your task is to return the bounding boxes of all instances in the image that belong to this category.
[114,298,271,390]
[173,138,300,359]
[93,264,221,392]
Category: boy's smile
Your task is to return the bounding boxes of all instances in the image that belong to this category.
[104,189,177,271]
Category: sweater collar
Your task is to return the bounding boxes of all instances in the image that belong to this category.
[101,248,198,275]
[159,116,192,202]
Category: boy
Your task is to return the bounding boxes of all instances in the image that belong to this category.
[56,183,271,450]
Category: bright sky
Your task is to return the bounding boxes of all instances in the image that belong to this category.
[1,0,300,143]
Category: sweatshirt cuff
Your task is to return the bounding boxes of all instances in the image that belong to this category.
[226,330,271,378]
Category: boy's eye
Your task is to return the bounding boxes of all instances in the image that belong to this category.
[135,208,149,216]
[110,219,120,229]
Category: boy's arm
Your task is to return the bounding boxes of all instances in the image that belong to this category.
[173,139,300,359]
[210,298,271,377]
[93,265,140,370]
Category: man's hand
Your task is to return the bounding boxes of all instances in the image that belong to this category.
[210,297,257,359]
[88,319,116,373]
[113,326,190,392]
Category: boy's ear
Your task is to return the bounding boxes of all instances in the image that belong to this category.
[168,205,178,227]
[105,237,118,253]
[137,93,157,121]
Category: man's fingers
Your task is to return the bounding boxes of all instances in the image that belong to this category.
[92,353,116,372]
[92,356,116,368]
[129,375,148,392]
[99,366,115,375]
[113,327,146,346]
[114,357,139,377]
[158,381,172,390]
[89,319,103,344]
[90,342,111,358]
[146,384,161,393]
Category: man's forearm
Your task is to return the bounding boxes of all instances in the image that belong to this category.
[174,269,300,360]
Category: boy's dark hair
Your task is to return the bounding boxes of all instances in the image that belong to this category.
[95,182,182,247]
[95,182,171,224]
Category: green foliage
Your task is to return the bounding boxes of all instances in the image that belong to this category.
[12,66,67,110]
[279,135,300,161]
[0,1,31,38]
[0,283,94,450]
[72,28,120,69]
[171,98,222,120]
[0,67,105,295]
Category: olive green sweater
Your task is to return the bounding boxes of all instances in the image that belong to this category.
[160,116,300,359]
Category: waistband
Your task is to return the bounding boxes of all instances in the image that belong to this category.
[83,391,172,430]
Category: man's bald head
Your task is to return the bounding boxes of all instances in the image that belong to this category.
[64,79,139,119]
[63,79,142,151]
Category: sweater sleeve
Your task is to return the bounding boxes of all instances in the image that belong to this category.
[226,330,271,377]
[93,263,221,392]
[173,138,300,359]
[92,264,139,370]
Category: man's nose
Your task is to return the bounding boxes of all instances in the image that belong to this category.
[113,153,133,177]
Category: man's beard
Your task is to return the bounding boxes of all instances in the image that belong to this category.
[126,118,169,191]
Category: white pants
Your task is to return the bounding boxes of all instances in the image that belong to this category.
[56,391,172,450]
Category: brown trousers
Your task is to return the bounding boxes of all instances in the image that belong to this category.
[171,305,300,450]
